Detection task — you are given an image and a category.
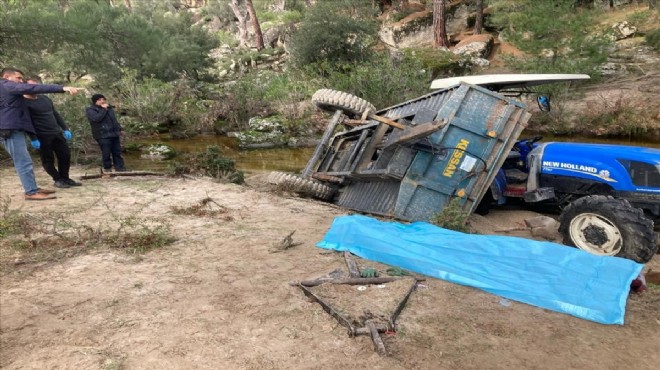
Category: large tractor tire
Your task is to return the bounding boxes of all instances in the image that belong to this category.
[559,195,657,263]
[267,171,335,201]
[311,89,376,118]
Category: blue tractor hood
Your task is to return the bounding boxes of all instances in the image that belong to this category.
[539,142,660,192]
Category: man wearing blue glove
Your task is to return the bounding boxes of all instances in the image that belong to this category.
[0,67,78,200]
[24,77,81,188]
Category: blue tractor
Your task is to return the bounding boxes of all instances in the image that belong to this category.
[482,137,659,263]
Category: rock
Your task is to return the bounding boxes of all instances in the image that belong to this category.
[540,49,555,59]
[600,62,627,77]
[525,216,561,241]
[235,116,288,148]
[141,144,177,160]
[611,21,637,40]
[248,116,284,133]
[287,137,320,148]
[524,216,558,229]
[469,57,490,68]
[452,34,494,59]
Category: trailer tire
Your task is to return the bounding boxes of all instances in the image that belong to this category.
[559,195,657,263]
[267,171,335,201]
[312,89,376,118]
[266,171,289,185]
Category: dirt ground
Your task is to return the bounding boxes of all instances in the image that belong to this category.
[1,167,659,370]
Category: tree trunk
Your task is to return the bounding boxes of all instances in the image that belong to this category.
[474,0,483,35]
[245,0,264,50]
[650,0,657,9]
[124,0,132,12]
[229,0,249,47]
[433,0,449,48]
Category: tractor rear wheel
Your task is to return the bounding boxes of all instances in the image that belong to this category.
[559,195,657,263]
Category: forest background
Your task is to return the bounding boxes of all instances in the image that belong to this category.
[1,0,659,166]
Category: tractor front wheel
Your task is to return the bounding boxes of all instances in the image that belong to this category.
[559,195,657,263]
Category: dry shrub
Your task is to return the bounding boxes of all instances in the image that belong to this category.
[0,198,175,271]
[170,197,234,221]
[578,93,659,138]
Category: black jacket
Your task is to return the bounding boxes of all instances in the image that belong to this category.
[25,95,68,136]
[86,105,122,140]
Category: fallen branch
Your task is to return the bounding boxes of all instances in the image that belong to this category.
[298,276,423,287]
[269,230,302,253]
[80,171,166,180]
[344,251,361,278]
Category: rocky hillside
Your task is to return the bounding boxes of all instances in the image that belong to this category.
[194,0,660,138]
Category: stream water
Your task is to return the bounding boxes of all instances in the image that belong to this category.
[125,133,660,174]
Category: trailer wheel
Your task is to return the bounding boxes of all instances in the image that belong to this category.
[311,89,376,118]
[267,171,335,201]
[559,195,657,263]
[266,171,289,185]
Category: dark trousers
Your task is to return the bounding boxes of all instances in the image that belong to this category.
[37,133,71,182]
[97,137,125,170]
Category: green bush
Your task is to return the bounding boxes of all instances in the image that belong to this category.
[646,29,660,51]
[288,0,378,66]
[170,145,244,184]
[218,74,278,131]
[429,198,472,233]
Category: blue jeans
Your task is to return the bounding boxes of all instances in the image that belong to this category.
[97,137,125,170]
[0,130,39,195]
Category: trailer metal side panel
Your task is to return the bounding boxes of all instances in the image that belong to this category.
[394,84,528,220]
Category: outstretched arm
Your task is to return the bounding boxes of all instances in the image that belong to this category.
[3,79,77,95]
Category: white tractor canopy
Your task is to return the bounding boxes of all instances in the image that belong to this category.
[430,74,591,92]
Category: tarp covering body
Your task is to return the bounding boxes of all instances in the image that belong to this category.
[316,215,643,325]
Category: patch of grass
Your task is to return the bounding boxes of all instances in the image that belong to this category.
[0,197,31,238]
[101,215,175,254]
[0,198,176,271]
[646,28,660,51]
[170,197,234,220]
[429,198,472,233]
[627,10,651,27]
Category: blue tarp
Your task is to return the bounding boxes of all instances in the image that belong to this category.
[316,215,643,325]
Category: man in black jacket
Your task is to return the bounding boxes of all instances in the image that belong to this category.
[24,78,82,188]
[85,93,126,172]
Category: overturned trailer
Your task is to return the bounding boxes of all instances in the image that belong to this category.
[269,75,588,222]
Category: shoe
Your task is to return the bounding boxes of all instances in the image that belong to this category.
[63,179,82,186]
[25,193,56,201]
[102,168,113,173]
[54,180,71,188]
[115,168,129,172]
[37,188,56,195]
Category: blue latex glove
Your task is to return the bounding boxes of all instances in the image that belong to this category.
[31,139,41,149]
[63,130,72,141]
